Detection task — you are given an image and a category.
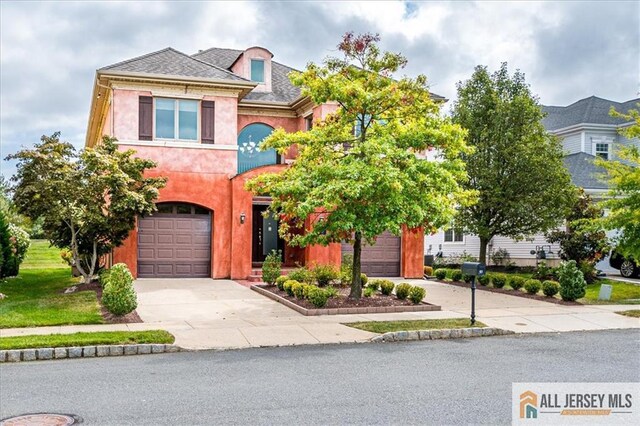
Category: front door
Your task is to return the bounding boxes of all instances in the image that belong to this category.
[252,205,283,262]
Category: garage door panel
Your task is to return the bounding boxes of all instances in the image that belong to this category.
[137,210,211,278]
[341,231,400,277]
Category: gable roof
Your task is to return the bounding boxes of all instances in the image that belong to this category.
[100,47,248,82]
[563,152,609,190]
[192,47,302,103]
[542,96,639,131]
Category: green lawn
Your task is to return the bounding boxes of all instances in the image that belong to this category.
[582,279,640,304]
[344,318,486,333]
[616,310,640,318]
[0,240,103,328]
[0,330,174,350]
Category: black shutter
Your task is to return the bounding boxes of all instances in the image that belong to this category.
[201,101,215,144]
[139,96,153,141]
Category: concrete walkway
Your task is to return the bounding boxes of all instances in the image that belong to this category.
[1,278,638,350]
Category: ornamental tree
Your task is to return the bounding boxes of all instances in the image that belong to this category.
[7,133,166,282]
[452,63,575,264]
[246,33,473,299]
[596,105,640,260]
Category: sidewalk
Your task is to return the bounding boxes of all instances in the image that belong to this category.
[1,278,638,350]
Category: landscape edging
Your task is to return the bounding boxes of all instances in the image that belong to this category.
[0,344,182,363]
[370,327,514,343]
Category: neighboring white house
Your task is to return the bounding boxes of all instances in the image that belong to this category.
[425,95,640,269]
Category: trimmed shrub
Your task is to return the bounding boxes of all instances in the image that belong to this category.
[379,280,395,296]
[542,280,560,297]
[524,279,542,295]
[7,224,29,273]
[408,286,426,304]
[101,263,137,316]
[477,275,490,286]
[98,268,112,288]
[307,286,329,308]
[558,260,586,301]
[288,267,313,284]
[364,287,375,297]
[360,273,368,286]
[424,266,433,276]
[491,273,507,288]
[261,250,282,285]
[450,270,463,282]
[283,280,298,297]
[324,286,339,298]
[367,280,380,291]
[275,275,288,291]
[434,269,448,280]
[462,274,473,284]
[313,264,339,286]
[395,283,412,300]
[508,276,526,290]
[292,282,305,299]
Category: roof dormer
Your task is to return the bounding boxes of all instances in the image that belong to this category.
[230,46,273,93]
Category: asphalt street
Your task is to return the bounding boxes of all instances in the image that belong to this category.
[1,329,639,425]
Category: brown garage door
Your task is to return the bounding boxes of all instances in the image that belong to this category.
[137,204,211,278]
[341,231,401,277]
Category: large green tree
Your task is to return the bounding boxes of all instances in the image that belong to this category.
[452,63,575,264]
[596,105,640,259]
[8,133,166,282]
[246,33,473,299]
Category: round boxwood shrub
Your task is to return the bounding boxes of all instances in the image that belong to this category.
[307,286,329,308]
[283,280,299,297]
[379,280,395,296]
[395,283,412,300]
[424,266,433,276]
[292,281,305,299]
[313,264,339,286]
[508,276,526,290]
[477,275,490,286]
[101,263,137,316]
[524,279,542,295]
[360,273,368,286]
[288,267,313,284]
[261,250,282,285]
[275,275,288,291]
[367,280,380,291]
[558,260,586,301]
[434,269,447,280]
[408,286,426,304]
[364,287,375,297]
[462,274,473,284]
[324,285,339,298]
[98,268,112,288]
[450,270,463,282]
[491,273,507,288]
[542,280,560,297]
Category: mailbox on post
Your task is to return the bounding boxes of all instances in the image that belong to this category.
[461,262,486,326]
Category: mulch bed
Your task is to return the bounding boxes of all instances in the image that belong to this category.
[258,284,430,310]
[62,281,143,324]
[432,278,582,306]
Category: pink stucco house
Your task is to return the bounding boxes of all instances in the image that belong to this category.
[85,46,426,280]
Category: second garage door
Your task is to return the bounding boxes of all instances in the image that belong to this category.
[341,231,401,277]
[137,204,211,278]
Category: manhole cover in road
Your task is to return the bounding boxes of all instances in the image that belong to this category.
[0,413,82,426]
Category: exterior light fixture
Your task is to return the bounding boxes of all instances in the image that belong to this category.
[240,212,246,224]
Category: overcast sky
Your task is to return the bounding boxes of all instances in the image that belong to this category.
[1,0,638,179]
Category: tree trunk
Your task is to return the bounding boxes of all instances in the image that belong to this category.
[349,231,363,299]
[479,236,489,265]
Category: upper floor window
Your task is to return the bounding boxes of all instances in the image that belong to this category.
[238,123,278,174]
[251,59,265,83]
[595,143,610,160]
[155,98,198,141]
[444,228,464,243]
[305,115,313,131]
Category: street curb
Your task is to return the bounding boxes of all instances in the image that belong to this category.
[369,327,514,343]
[0,344,182,363]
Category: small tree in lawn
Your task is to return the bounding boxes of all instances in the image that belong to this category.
[595,105,640,260]
[452,63,576,264]
[246,33,473,299]
[8,133,166,283]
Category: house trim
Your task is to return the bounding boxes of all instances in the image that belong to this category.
[115,140,239,151]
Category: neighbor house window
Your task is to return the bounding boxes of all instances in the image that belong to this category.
[595,143,610,160]
[251,59,265,82]
[444,228,464,243]
[155,98,198,141]
[305,115,313,131]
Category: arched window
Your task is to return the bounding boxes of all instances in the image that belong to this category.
[237,123,278,173]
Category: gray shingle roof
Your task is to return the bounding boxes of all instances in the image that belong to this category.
[563,152,609,189]
[193,47,301,103]
[542,96,639,131]
[100,48,248,81]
